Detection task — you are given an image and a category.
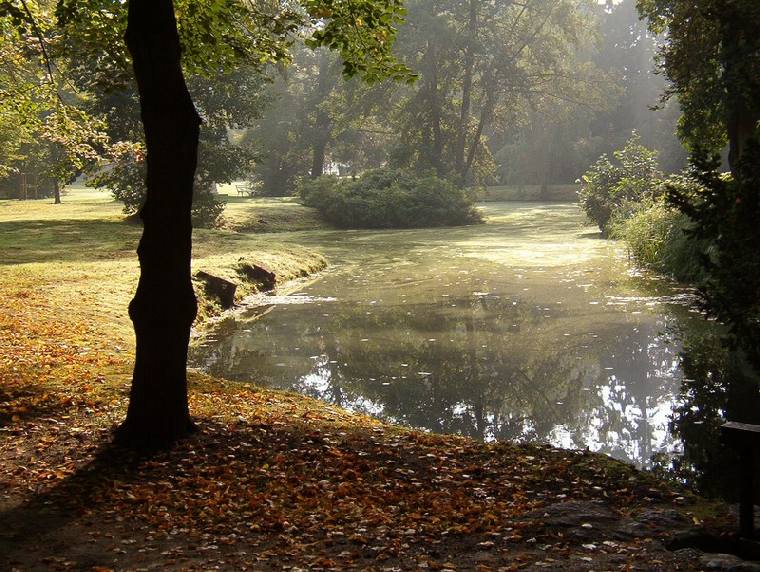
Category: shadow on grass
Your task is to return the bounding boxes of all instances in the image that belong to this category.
[0,219,140,265]
[0,439,147,566]
[0,384,81,428]
[0,419,275,567]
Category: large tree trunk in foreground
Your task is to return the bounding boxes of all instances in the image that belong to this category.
[116,0,200,448]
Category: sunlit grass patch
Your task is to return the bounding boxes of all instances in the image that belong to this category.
[215,187,331,233]
[0,184,328,339]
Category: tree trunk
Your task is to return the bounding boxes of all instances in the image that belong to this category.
[426,42,445,177]
[310,137,327,178]
[53,179,61,204]
[726,106,755,176]
[454,0,477,179]
[463,88,494,182]
[116,0,200,448]
[309,51,334,178]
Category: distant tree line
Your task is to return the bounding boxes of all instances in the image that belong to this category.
[1,0,682,222]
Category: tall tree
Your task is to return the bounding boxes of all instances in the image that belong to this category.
[117,0,201,445]
[0,1,105,200]
[55,0,411,447]
[637,0,760,172]
[390,0,599,185]
[637,0,760,373]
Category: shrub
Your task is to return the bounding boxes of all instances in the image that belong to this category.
[89,141,226,228]
[578,132,663,232]
[299,168,483,229]
[610,200,705,282]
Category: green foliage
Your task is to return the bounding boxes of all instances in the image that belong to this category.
[299,168,483,229]
[56,0,412,91]
[90,141,226,228]
[637,0,760,376]
[55,0,302,91]
[668,147,760,369]
[578,133,663,232]
[609,200,704,282]
[303,0,413,84]
[50,0,411,213]
[0,3,107,195]
[636,0,760,156]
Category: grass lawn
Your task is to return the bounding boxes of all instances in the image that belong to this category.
[0,186,327,341]
[216,184,331,233]
[0,186,733,570]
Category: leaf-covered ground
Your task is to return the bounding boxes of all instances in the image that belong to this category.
[0,191,735,570]
[2,278,736,571]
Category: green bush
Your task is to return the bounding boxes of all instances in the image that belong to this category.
[610,201,705,282]
[89,142,226,228]
[299,168,483,229]
[578,133,663,232]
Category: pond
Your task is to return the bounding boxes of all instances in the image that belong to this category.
[191,202,707,469]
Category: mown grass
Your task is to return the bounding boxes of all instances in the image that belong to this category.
[0,186,327,341]
[215,185,331,232]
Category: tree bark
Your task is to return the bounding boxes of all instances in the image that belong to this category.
[53,179,61,204]
[726,102,757,176]
[310,137,327,178]
[454,0,477,180]
[116,0,200,448]
[463,88,494,181]
[426,42,445,177]
[309,51,335,178]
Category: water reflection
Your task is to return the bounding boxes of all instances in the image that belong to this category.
[659,315,760,499]
[192,204,700,468]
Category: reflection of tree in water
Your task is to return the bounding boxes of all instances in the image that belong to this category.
[663,315,760,500]
[193,292,684,466]
[570,315,682,466]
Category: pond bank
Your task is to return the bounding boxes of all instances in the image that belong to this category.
[0,191,738,570]
[0,283,731,570]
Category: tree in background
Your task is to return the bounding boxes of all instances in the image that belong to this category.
[0,1,105,201]
[389,0,600,186]
[242,46,394,195]
[86,67,266,226]
[495,0,685,187]
[240,0,685,191]
[56,1,272,225]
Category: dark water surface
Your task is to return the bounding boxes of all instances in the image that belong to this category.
[191,203,707,468]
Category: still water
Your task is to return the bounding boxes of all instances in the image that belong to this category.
[191,203,702,468]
